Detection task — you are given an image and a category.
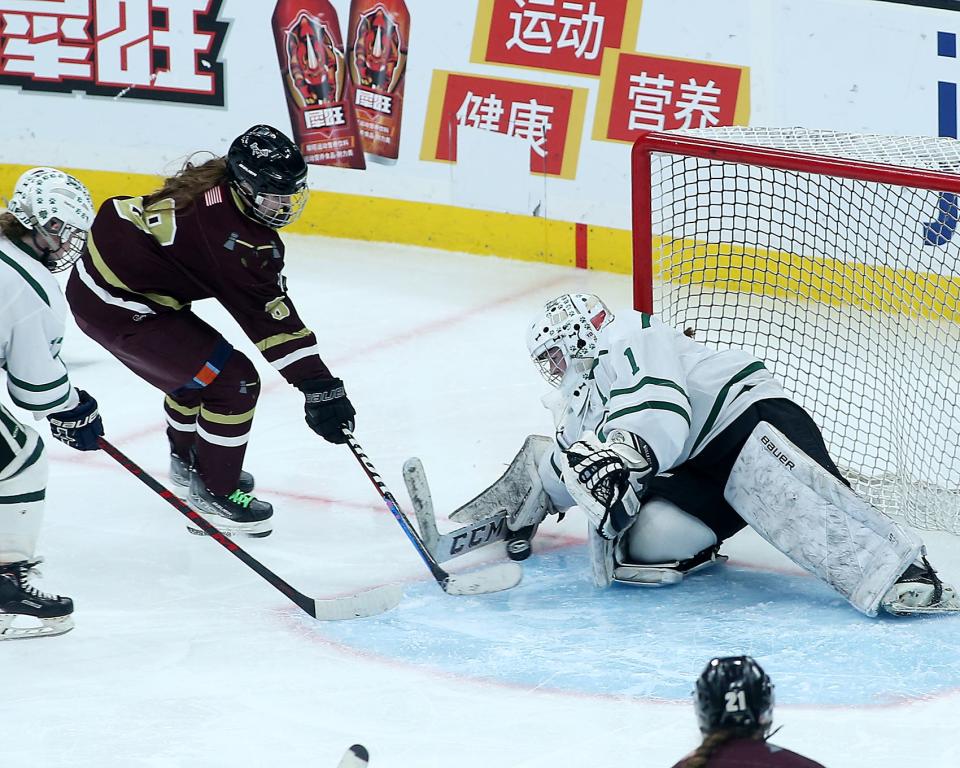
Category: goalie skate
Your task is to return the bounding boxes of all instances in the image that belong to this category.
[881,558,960,616]
[0,559,74,640]
[613,545,727,587]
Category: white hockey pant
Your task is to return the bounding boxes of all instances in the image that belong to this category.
[724,422,922,616]
[0,440,48,564]
[588,498,718,588]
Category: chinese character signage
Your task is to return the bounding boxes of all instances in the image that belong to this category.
[594,51,749,142]
[421,70,587,179]
[0,0,227,105]
[472,0,643,77]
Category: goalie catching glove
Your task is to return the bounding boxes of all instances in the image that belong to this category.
[561,430,657,539]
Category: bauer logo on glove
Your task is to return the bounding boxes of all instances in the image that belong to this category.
[47,389,104,451]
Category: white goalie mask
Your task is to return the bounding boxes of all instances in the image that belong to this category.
[526,294,614,387]
[6,167,94,272]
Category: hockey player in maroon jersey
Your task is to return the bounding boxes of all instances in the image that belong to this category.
[66,125,356,537]
[671,656,827,768]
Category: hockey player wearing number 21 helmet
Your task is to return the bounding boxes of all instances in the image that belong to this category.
[0,168,105,639]
[669,656,827,768]
[502,293,960,617]
[66,125,356,540]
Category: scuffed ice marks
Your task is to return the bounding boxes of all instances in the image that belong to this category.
[314,548,960,706]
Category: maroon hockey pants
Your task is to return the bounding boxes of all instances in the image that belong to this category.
[67,293,259,495]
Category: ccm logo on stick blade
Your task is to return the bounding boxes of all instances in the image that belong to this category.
[760,435,796,470]
[448,516,506,556]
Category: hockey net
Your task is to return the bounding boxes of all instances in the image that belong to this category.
[632,127,960,534]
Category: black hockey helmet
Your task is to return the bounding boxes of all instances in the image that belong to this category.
[694,656,774,735]
[226,125,309,229]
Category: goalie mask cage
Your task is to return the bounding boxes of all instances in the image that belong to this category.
[632,127,960,534]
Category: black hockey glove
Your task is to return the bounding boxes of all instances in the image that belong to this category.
[298,377,356,445]
[47,389,104,451]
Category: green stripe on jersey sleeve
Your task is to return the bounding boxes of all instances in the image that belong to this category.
[608,376,691,405]
[7,371,69,393]
[602,400,693,436]
[689,361,767,454]
[10,390,72,412]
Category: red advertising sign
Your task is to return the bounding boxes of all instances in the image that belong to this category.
[472,0,643,77]
[421,70,587,179]
[594,50,750,142]
[0,0,227,105]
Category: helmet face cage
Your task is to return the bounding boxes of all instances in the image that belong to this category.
[694,656,775,736]
[526,293,614,387]
[227,125,309,229]
[6,167,93,272]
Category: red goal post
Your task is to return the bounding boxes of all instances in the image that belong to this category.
[630,128,960,534]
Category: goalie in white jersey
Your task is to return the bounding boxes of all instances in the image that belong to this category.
[0,168,104,639]
[514,293,957,617]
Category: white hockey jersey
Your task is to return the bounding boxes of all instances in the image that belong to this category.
[0,233,79,475]
[539,311,786,508]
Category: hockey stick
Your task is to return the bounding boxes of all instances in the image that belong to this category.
[97,437,402,620]
[342,429,522,595]
[337,744,369,768]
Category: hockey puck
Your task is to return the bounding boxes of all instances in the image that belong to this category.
[505,537,532,561]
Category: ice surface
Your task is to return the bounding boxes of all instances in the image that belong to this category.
[4,237,959,767]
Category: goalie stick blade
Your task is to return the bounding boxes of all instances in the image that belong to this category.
[403,457,439,554]
[442,562,523,595]
[337,744,369,768]
[310,584,403,620]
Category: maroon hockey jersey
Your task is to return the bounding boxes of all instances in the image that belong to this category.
[68,183,330,385]
[670,737,828,767]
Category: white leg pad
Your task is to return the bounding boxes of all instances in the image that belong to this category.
[624,497,718,564]
[0,447,48,563]
[724,422,922,616]
[587,523,615,588]
[449,435,554,531]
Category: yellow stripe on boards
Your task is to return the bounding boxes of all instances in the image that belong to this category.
[5,163,959,323]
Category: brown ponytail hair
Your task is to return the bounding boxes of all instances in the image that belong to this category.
[0,211,28,240]
[143,154,228,211]
[678,729,757,768]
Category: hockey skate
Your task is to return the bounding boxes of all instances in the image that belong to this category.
[0,559,74,640]
[881,556,960,615]
[170,450,254,495]
[187,473,273,538]
[613,543,728,586]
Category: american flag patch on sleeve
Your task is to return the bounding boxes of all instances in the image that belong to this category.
[204,186,223,206]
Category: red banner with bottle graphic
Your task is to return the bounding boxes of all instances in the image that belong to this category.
[421,70,587,179]
[347,0,410,165]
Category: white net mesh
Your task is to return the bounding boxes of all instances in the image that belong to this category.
[640,127,960,533]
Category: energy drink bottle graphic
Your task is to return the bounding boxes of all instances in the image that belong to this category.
[272,0,366,169]
[347,0,410,165]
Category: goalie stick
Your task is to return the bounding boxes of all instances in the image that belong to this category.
[401,435,553,562]
[403,457,508,562]
[342,429,522,595]
[337,744,369,768]
[97,438,402,620]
